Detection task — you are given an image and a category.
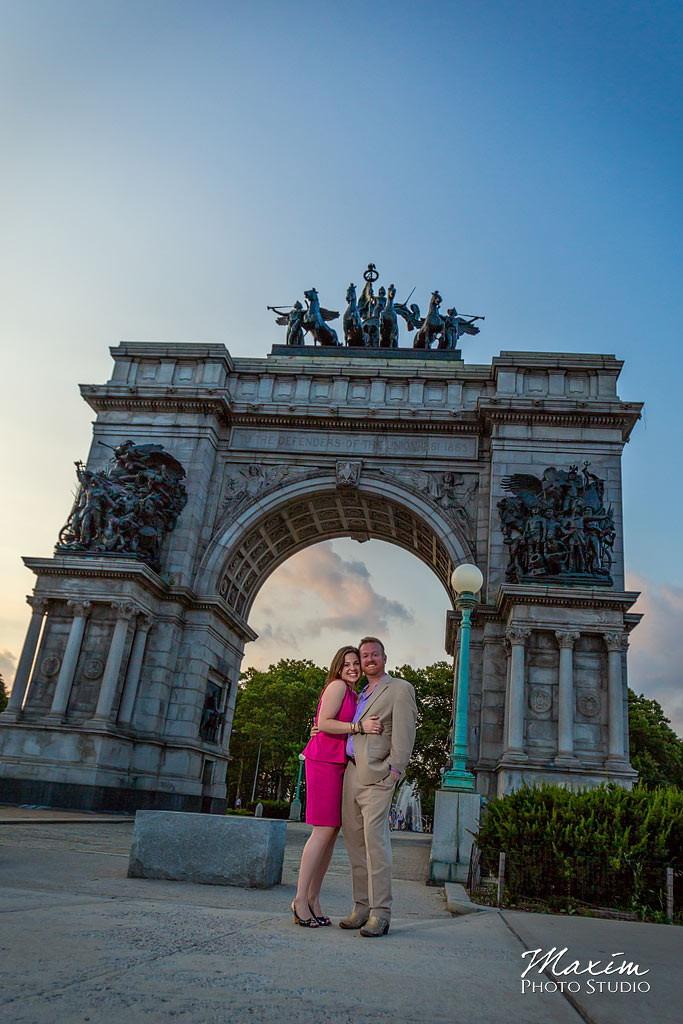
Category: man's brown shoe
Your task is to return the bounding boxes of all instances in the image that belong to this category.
[359,915,390,937]
[339,909,370,930]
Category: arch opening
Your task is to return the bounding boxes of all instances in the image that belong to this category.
[213,487,463,620]
[243,538,453,672]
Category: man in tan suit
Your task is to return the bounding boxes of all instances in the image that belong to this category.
[340,636,418,937]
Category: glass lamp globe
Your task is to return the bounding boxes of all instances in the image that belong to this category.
[451,563,483,596]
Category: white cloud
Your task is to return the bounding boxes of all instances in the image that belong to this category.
[0,648,17,686]
[245,542,415,671]
[626,574,683,735]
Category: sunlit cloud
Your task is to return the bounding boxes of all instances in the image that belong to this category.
[626,574,683,735]
[0,649,17,687]
[273,543,413,638]
[245,542,415,671]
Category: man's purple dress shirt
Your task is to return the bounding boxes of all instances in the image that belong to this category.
[346,674,399,774]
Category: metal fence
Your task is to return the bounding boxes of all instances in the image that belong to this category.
[467,841,681,921]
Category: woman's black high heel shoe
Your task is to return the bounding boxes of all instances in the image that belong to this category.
[291,901,319,927]
[309,903,331,926]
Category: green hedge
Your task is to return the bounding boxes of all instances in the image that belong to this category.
[475,783,683,918]
[246,799,291,819]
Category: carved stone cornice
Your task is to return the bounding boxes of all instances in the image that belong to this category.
[21,557,256,643]
[80,385,232,423]
[230,411,481,434]
[555,630,581,649]
[477,398,643,442]
[496,584,640,617]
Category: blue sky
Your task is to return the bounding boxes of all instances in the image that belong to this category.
[0,1,681,727]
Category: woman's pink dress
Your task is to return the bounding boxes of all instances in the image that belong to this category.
[302,682,357,827]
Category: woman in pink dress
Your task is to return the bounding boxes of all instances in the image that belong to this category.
[291,645,383,928]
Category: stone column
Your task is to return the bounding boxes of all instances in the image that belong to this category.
[502,626,530,762]
[117,614,153,725]
[3,596,49,718]
[91,603,136,723]
[554,631,581,767]
[605,632,628,767]
[48,601,92,718]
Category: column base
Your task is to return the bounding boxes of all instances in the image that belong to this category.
[554,753,582,769]
[499,748,528,764]
[42,712,68,725]
[0,709,23,723]
[84,717,118,732]
[605,756,630,771]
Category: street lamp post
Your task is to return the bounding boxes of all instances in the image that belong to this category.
[429,562,484,884]
[289,753,305,821]
[441,562,483,792]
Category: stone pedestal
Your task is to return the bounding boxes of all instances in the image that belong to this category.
[288,798,302,821]
[428,789,484,884]
[127,811,286,888]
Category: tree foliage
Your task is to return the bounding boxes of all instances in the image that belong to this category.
[393,661,453,810]
[226,659,325,803]
[0,674,7,714]
[628,689,683,789]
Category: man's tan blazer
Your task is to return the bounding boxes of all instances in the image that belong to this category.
[353,674,418,785]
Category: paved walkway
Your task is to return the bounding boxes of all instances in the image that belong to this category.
[0,811,678,1023]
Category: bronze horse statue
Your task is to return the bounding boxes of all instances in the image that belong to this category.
[343,283,365,347]
[379,283,399,348]
[303,288,340,346]
[413,290,444,349]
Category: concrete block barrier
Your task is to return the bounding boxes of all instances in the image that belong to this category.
[127,810,286,888]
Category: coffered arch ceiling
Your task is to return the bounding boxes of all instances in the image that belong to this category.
[216,487,463,620]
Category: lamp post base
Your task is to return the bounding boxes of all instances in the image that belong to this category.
[440,767,476,791]
[428,788,483,884]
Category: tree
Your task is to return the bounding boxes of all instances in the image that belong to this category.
[0,674,7,714]
[393,661,453,815]
[226,659,326,804]
[628,689,683,789]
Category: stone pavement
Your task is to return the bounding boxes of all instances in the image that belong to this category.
[0,813,679,1024]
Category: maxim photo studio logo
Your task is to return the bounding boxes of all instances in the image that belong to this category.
[521,946,650,995]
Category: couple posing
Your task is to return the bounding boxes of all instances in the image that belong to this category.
[291,637,417,937]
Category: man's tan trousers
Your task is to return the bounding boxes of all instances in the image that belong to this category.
[341,761,397,920]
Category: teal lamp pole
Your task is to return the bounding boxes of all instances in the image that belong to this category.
[289,753,305,821]
[442,563,483,792]
[295,753,305,801]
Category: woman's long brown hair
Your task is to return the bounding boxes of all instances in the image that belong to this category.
[325,645,361,687]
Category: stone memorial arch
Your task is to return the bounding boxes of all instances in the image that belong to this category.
[0,274,643,814]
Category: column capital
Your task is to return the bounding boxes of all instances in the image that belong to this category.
[555,630,581,649]
[67,599,92,618]
[506,626,531,645]
[604,632,629,653]
[137,612,155,631]
[26,595,49,613]
[112,601,137,621]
